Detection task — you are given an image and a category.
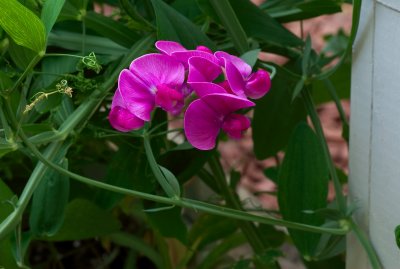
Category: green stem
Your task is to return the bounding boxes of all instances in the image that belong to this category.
[349,219,382,269]
[208,155,271,256]
[0,99,14,142]
[301,88,347,214]
[0,125,348,241]
[322,79,348,125]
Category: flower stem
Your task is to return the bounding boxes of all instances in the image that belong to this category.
[208,155,277,268]
[301,88,347,214]
[0,121,349,241]
[349,219,382,269]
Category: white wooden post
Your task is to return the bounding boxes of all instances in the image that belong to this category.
[348,0,400,268]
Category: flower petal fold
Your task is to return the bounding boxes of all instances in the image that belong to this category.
[224,60,247,97]
[109,106,145,132]
[184,98,222,150]
[188,57,222,83]
[245,69,271,99]
[201,93,255,116]
[155,40,186,55]
[109,88,145,131]
[118,69,154,121]
[189,82,226,98]
[155,84,184,115]
[215,51,252,77]
[129,53,185,89]
[172,50,219,68]
[222,114,251,139]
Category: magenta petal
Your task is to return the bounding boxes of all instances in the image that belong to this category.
[129,53,185,88]
[196,45,213,54]
[184,99,222,150]
[109,106,145,132]
[172,50,219,68]
[222,114,251,139]
[155,84,184,115]
[201,93,255,116]
[245,69,271,99]
[111,87,126,109]
[189,82,227,98]
[188,57,222,83]
[224,60,247,98]
[215,51,252,77]
[118,69,154,121]
[155,41,187,55]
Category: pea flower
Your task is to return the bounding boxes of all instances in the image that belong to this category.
[184,93,254,150]
[109,88,145,132]
[155,41,222,83]
[109,53,185,132]
[215,51,271,99]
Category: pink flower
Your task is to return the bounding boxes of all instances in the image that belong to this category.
[215,51,271,99]
[109,53,186,131]
[109,88,145,132]
[184,93,254,150]
[155,41,221,83]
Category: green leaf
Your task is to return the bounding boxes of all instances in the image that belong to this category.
[232,259,251,269]
[0,0,46,53]
[29,159,70,237]
[146,206,187,244]
[0,71,13,91]
[151,0,215,49]
[48,198,121,241]
[8,39,36,69]
[0,179,18,269]
[197,233,246,269]
[41,0,65,36]
[159,146,212,184]
[210,0,249,54]
[0,178,14,222]
[159,165,181,197]
[241,49,261,68]
[229,0,303,47]
[265,0,342,23]
[47,31,128,56]
[395,225,400,249]
[95,145,155,210]
[188,214,238,249]
[253,65,306,159]
[312,62,351,104]
[84,11,140,48]
[278,123,329,257]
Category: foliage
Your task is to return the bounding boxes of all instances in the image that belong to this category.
[0,0,381,269]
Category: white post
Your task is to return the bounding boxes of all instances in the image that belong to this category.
[348,0,400,268]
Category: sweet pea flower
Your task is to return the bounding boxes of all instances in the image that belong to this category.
[215,51,271,99]
[155,41,222,83]
[184,93,254,150]
[109,53,185,130]
[109,88,145,132]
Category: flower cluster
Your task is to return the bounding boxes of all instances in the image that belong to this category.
[109,41,271,150]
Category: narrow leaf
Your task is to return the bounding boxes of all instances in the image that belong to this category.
[85,11,139,48]
[241,49,261,68]
[41,0,65,36]
[210,0,249,54]
[278,123,329,257]
[48,199,121,241]
[0,0,46,53]
[29,159,70,237]
[151,0,215,49]
[229,0,303,47]
[253,65,306,159]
